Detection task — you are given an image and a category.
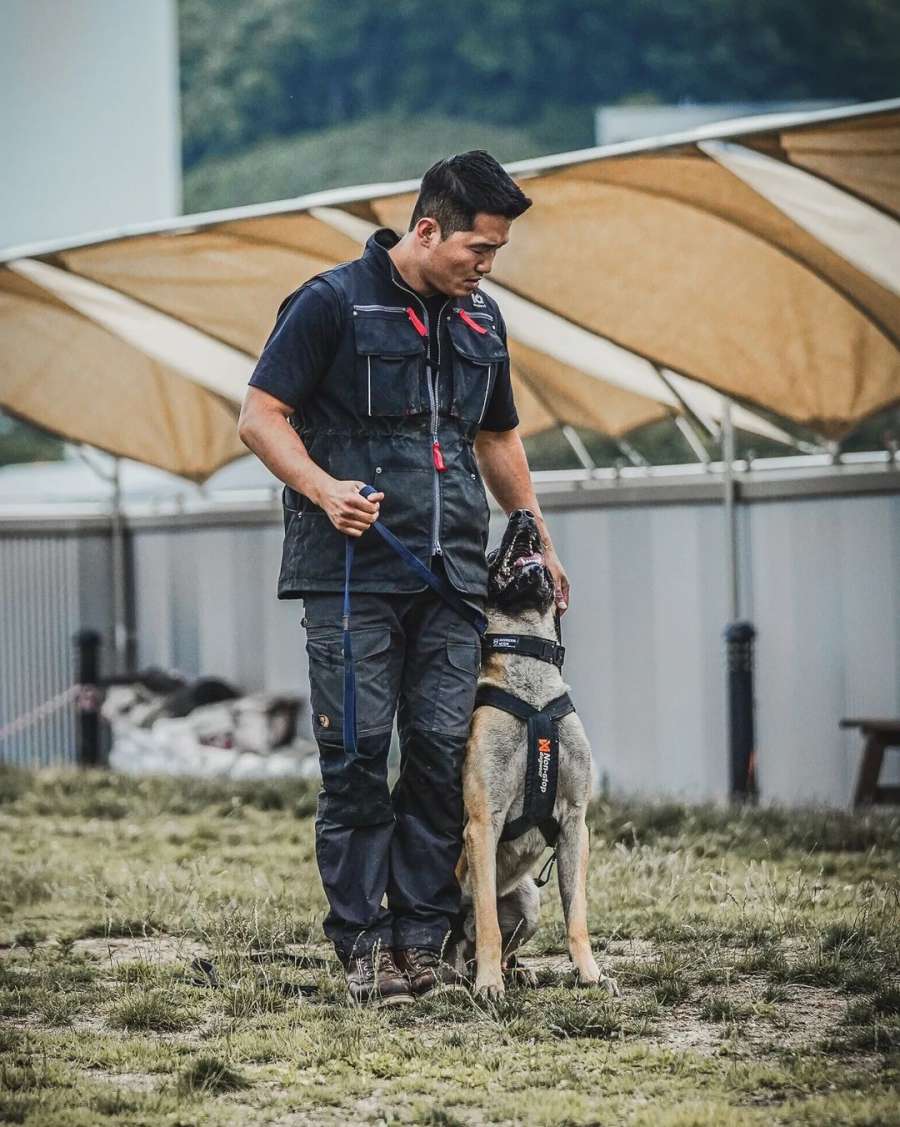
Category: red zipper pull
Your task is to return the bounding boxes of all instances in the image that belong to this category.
[406,306,427,337]
[458,308,487,334]
[432,440,447,472]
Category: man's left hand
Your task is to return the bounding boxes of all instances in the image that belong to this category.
[545,547,570,614]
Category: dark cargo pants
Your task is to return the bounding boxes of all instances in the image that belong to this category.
[302,573,483,962]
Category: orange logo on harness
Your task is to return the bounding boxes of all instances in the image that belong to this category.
[537,737,552,754]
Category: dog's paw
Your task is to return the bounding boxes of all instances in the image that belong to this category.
[475,977,505,1000]
[577,973,620,997]
[503,956,538,989]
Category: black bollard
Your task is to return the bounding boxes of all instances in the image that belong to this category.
[74,629,102,767]
[725,621,758,803]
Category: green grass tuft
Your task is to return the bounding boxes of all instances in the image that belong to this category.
[872,984,900,1016]
[699,993,753,1023]
[107,988,198,1032]
[176,1055,250,1096]
[543,999,624,1039]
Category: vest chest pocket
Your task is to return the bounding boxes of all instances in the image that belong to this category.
[447,310,507,425]
[353,308,426,417]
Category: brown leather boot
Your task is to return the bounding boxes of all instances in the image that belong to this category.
[344,947,414,1007]
[396,947,469,997]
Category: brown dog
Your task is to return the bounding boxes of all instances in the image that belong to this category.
[451,509,618,999]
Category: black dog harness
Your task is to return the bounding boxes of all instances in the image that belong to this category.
[477,617,574,887]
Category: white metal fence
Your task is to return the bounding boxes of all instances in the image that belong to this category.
[2,457,898,803]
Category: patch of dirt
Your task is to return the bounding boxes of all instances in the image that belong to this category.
[79,1068,160,1092]
[648,977,850,1060]
[0,934,208,967]
[506,951,859,1064]
[70,935,209,967]
[604,938,657,961]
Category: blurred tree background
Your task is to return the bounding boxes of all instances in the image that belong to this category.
[179,0,899,208]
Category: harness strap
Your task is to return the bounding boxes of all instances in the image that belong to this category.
[477,685,575,855]
[342,485,487,757]
[482,633,565,669]
[475,685,575,723]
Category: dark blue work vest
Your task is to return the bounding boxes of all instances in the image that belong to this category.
[278,228,508,598]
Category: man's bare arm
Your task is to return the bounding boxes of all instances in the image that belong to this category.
[237,386,382,536]
[473,427,570,611]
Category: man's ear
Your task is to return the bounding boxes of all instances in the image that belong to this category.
[415,217,442,248]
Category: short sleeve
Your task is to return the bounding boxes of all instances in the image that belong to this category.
[248,279,341,410]
[478,307,519,432]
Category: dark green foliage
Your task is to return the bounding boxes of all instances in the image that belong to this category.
[183,112,543,212]
[0,412,66,468]
[178,0,900,169]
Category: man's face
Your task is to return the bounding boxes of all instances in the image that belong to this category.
[420,212,511,298]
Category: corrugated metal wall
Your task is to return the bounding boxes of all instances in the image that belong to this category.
[3,478,898,804]
[747,493,900,805]
[0,532,85,764]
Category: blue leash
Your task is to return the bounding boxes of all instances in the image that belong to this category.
[342,484,487,758]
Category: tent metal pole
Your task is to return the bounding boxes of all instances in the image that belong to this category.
[616,438,649,467]
[674,416,711,464]
[653,366,719,440]
[110,457,129,675]
[74,445,131,675]
[722,400,739,622]
[560,424,596,473]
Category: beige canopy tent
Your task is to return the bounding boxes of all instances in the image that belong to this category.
[1,98,898,481]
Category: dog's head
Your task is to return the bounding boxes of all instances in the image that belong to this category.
[486,509,555,614]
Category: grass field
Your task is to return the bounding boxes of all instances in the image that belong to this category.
[0,767,898,1126]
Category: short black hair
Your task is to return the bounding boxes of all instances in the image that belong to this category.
[409,150,532,236]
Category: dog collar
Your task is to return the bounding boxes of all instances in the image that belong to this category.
[482,633,565,670]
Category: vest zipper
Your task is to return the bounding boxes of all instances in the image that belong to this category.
[367,355,372,416]
[431,297,452,552]
[352,304,408,313]
[477,364,493,426]
[389,271,448,559]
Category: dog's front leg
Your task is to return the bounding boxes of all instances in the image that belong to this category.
[556,812,619,995]
[462,757,505,998]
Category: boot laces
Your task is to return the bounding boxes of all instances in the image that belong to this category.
[405,946,440,972]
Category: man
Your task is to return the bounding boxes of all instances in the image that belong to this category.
[238,151,569,1006]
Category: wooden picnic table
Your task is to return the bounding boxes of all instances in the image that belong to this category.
[841,718,900,807]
